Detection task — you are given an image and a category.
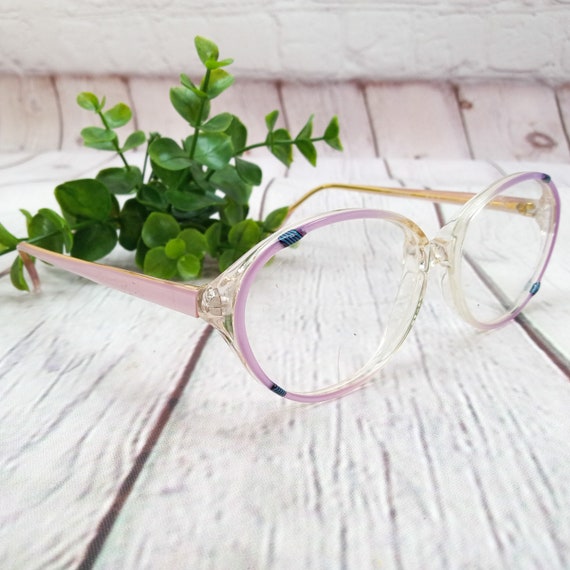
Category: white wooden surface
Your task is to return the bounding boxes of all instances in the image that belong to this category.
[0,77,569,570]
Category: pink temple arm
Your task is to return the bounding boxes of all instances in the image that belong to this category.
[17,242,200,318]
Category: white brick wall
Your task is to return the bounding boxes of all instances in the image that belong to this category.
[1,0,569,82]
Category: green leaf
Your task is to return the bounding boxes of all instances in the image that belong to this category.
[122,130,146,152]
[80,126,117,150]
[0,222,19,249]
[149,137,193,171]
[219,248,238,272]
[71,222,117,261]
[189,132,233,170]
[77,92,101,112]
[103,103,132,129]
[267,128,293,167]
[135,237,149,269]
[263,206,289,232]
[295,139,317,166]
[55,179,113,221]
[177,253,201,280]
[10,256,29,292]
[165,190,224,211]
[180,73,200,93]
[170,86,210,127]
[201,113,233,132]
[222,200,247,226]
[225,116,247,152]
[164,237,186,260]
[265,110,279,132]
[137,183,169,211]
[204,222,223,256]
[210,165,251,205]
[205,69,234,99]
[143,247,177,279]
[119,198,148,251]
[141,212,180,248]
[20,208,73,252]
[296,114,314,140]
[195,36,219,66]
[324,116,343,151]
[228,219,262,255]
[20,209,33,232]
[178,228,207,258]
[235,158,262,186]
[96,166,142,195]
[206,58,234,70]
[148,161,188,189]
[36,208,73,252]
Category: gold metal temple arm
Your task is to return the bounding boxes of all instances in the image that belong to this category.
[286,183,537,219]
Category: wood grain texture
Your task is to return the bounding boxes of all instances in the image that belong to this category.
[1,78,570,570]
[458,81,570,163]
[91,159,570,570]
[0,76,60,152]
[128,76,190,144]
[0,153,208,568]
[364,82,470,160]
[54,76,133,149]
[280,82,376,158]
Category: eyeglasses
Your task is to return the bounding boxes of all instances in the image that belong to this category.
[17,171,560,403]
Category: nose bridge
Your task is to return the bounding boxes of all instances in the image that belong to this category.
[429,238,451,267]
[429,220,457,269]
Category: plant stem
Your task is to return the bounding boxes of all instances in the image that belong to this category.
[187,69,211,160]
[97,111,130,169]
[0,221,96,256]
[236,136,326,156]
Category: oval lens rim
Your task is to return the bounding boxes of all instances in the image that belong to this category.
[448,171,561,330]
[233,208,426,402]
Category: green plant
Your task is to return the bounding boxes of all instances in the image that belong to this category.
[0,36,342,291]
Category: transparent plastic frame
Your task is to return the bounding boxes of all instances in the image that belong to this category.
[17,172,560,403]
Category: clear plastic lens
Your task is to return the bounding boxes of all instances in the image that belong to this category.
[243,217,416,394]
[459,178,554,324]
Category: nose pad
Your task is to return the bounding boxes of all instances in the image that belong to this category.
[534,190,555,233]
[430,239,451,267]
[429,231,458,314]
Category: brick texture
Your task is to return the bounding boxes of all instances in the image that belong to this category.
[0,0,569,81]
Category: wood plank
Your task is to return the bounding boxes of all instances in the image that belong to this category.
[54,76,133,149]
[0,152,35,169]
[365,82,470,159]
[0,76,60,152]
[0,151,117,189]
[280,82,376,158]
[128,76,190,144]
[212,80,282,160]
[94,159,570,569]
[0,154,212,567]
[458,81,570,162]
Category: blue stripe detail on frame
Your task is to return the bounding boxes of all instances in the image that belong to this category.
[530,281,541,295]
[541,173,551,183]
[270,383,287,397]
[278,229,305,247]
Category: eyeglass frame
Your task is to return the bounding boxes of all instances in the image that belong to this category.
[16,171,560,403]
